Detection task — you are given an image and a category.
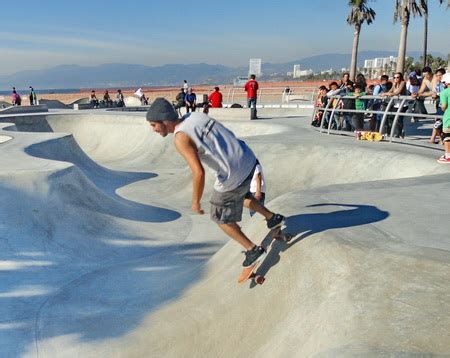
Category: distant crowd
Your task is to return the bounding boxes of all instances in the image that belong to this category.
[312,67,447,142]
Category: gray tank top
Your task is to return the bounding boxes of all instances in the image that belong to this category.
[174,112,256,192]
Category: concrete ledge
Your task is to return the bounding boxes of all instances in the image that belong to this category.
[208,107,313,120]
[0,135,12,143]
[0,105,48,114]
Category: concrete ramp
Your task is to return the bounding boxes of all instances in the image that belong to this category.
[38,99,70,109]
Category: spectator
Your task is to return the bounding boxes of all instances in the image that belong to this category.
[282,86,291,102]
[116,89,125,107]
[339,73,351,89]
[249,161,266,217]
[340,81,356,131]
[103,90,113,107]
[381,72,408,138]
[350,83,366,131]
[355,73,367,92]
[12,88,21,106]
[185,87,196,113]
[406,72,420,95]
[369,75,389,131]
[183,80,189,93]
[208,87,223,108]
[437,73,450,163]
[29,86,37,106]
[413,66,434,117]
[312,85,329,127]
[173,88,186,111]
[244,74,259,110]
[429,68,447,144]
[141,93,149,106]
[90,90,99,108]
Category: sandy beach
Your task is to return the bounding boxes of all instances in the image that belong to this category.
[1,81,327,106]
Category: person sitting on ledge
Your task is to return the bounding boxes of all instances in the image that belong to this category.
[90,90,99,108]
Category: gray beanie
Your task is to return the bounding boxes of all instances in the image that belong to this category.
[146,97,179,122]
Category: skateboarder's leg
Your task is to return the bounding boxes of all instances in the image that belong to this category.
[218,222,255,250]
[244,196,272,219]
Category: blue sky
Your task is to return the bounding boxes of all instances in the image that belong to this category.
[0,0,448,75]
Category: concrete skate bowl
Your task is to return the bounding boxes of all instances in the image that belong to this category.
[2,111,450,357]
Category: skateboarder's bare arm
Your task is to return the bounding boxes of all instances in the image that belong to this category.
[174,132,205,214]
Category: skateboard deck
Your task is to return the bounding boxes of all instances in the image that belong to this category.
[238,225,292,284]
[356,131,385,141]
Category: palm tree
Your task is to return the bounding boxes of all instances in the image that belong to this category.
[420,0,445,67]
[347,0,376,81]
[394,0,445,73]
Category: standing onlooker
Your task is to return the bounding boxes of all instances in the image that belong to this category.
[312,85,329,127]
[183,80,189,93]
[369,75,389,131]
[437,73,450,164]
[249,161,266,217]
[381,72,408,138]
[339,73,351,89]
[244,74,259,111]
[355,73,367,92]
[116,89,125,107]
[413,66,434,117]
[350,84,366,131]
[208,87,223,108]
[29,86,37,106]
[12,88,21,106]
[185,88,196,113]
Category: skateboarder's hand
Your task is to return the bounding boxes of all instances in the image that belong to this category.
[192,202,204,215]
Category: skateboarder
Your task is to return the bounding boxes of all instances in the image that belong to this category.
[146,98,284,267]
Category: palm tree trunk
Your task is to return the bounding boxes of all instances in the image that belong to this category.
[396,17,409,74]
[350,24,361,81]
[423,12,428,67]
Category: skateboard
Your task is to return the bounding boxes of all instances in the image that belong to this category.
[238,225,292,285]
[355,131,385,141]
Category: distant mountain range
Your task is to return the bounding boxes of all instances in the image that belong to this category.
[0,50,444,90]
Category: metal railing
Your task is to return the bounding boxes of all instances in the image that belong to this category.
[313,94,443,143]
[226,86,318,106]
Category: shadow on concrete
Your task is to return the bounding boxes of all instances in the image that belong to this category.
[0,226,219,357]
[25,135,180,223]
[252,203,389,287]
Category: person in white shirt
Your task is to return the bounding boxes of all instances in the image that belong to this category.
[249,162,266,217]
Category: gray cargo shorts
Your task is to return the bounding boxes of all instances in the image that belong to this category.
[210,170,254,225]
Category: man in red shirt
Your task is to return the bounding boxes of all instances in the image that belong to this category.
[244,74,259,108]
[208,87,223,108]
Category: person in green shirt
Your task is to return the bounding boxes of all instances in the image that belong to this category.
[437,73,450,164]
[351,84,366,131]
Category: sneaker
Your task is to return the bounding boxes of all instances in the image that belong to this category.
[242,246,265,267]
[266,213,285,230]
[437,155,450,164]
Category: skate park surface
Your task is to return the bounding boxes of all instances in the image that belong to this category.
[1,106,450,357]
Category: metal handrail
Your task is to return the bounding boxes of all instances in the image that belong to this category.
[227,86,317,106]
[313,94,443,141]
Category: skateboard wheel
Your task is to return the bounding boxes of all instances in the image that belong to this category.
[255,275,265,285]
[284,233,293,242]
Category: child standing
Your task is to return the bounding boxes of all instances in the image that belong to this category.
[249,162,266,217]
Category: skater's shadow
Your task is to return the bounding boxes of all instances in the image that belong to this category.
[250,203,389,288]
